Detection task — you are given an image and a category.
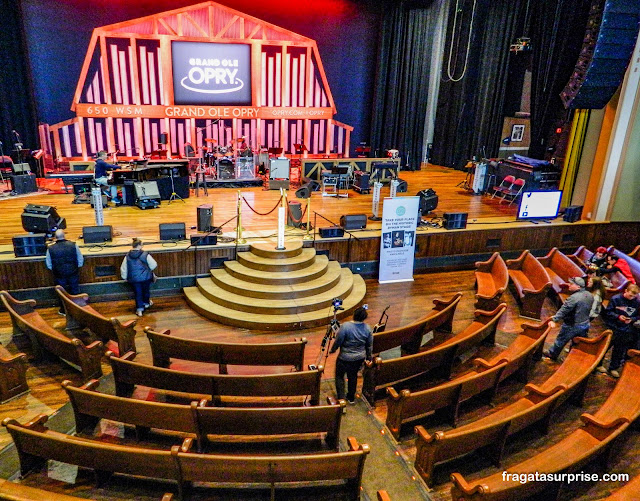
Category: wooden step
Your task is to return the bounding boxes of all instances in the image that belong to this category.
[210,261,343,299]
[236,248,317,272]
[249,241,303,259]
[196,269,355,314]
[184,275,367,331]
[224,255,330,285]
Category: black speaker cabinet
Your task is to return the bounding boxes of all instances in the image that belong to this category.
[190,233,218,245]
[21,213,54,233]
[13,234,47,257]
[340,214,367,230]
[159,222,186,241]
[83,225,113,243]
[197,204,213,232]
[319,226,345,238]
[352,171,370,193]
[10,174,37,194]
[563,205,583,223]
[418,189,439,214]
[443,212,468,230]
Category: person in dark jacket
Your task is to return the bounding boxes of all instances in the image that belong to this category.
[602,254,635,284]
[45,229,84,315]
[120,238,157,317]
[598,284,640,378]
[94,150,118,199]
[330,306,373,404]
[543,277,594,361]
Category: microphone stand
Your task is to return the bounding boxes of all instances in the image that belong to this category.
[372,305,390,334]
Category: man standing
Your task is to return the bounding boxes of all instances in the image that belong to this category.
[45,229,84,315]
[598,284,640,378]
[330,306,373,404]
[543,276,593,361]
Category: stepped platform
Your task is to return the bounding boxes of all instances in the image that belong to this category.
[184,241,367,330]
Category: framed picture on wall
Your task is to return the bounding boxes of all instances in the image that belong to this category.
[511,124,525,142]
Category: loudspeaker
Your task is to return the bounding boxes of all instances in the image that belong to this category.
[10,174,37,194]
[134,181,161,200]
[340,214,367,230]
[82,225,113,243]
[13,234,47,257]
[295,181,320,199]
[352,171,370,193]
[190,234,218,245]
[197,204,213,232]
[563,205,584,223]
[319,226,345,238]
[396,179,408,193]
[443,212,468,230]
[159,222,186,241]
[418,189,438,214]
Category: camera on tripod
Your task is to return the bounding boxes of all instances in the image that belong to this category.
[332,297,343,310]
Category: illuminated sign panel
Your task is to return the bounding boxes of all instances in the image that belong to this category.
[171,41,252,105]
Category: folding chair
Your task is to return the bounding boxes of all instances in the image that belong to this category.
[490,175,515,199]
[500,177,525,205]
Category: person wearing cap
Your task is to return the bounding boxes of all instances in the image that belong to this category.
[598,283,640,378]
[586,246,608,272]
[543,276,594,361]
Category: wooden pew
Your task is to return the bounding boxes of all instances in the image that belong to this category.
[536,247,583,303]
[0,479,130,501]
[607,246,640,284]
[450,349,640,500]
[173,435,369,500]
[372,292,462,355]
[377,491,392,501]
[414,330,611,486]
[506,250,552,319]
[568,245,594,269]
[109,351,323,405]
[55,285,137,357]
[474,252,509,311]
[0,291,103,381]
[63,379,344,452]
[3,415,369,501]
[145,327,306,373]
[602,474,640,500]
[386,318,548,439]
[0,343,29,403]
[363,304,506,406]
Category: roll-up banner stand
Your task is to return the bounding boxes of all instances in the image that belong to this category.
[379,196,420,284]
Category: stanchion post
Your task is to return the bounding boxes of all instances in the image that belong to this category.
[276,188,286,250]
[235,190,247,244]
[303,195,313,241]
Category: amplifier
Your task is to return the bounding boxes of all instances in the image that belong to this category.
[13,234,47,257]
[352,171,370,194]
[197,204,213,232]
[82,225,113,244]
[563,205,583,223]
[340,214,367,230]
[190,233,218,245]
[319,226,345,238]
[443,212,468,230]
[159,222,186,241]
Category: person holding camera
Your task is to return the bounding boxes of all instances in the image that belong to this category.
[330,305,372,404]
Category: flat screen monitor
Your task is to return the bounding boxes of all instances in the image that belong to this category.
[517,190,562,220]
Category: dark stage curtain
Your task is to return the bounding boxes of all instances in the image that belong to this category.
[0,0,39,155]
[527,0,593,159]
[431,0,528,168]
[370,1,439,171]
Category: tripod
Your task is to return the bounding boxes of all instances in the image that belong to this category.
[168,168,185,204]
[311,303,343,370]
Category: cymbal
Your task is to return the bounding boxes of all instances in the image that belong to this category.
[204,138,217,143]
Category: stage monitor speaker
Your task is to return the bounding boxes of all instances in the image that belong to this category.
[12,163,31,174]
[563,205,583,223]
[13,234,47,257]
[443,212,468,230]
[82,225,113,244]
[319,226,345,238]
[190,234,218,245]
[21,213,66,233]
[10,174,37,194]
[340,214,367,230]
[295,180,320,199]
[134,181,161,200]
[197,204,213,232]
[417,189,438,214]
[159,222,186,241]
[396,179,408,193]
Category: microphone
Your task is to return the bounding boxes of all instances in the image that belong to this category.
[12,130,21,141]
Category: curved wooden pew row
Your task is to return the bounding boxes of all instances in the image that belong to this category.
[506,250,552,319]
[474,252,509,311]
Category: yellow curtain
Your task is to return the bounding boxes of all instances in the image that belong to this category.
[559,109,590,208]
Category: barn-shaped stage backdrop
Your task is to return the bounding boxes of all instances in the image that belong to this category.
[47,1,353,161]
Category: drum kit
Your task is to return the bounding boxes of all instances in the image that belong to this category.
[197,138,255,180]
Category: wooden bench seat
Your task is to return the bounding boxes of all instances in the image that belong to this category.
[3,415,369,500]
[0,343,29,403]
[386,318,549,439]
[537,247,583,302]
[63,379,344,452]
[414,330,611,486]
[450,348,640,500]
[0,291,103,381]
[109,351,323,406]
[506,250,552,319]
[146,327,306,373]
[568,245,594,269]
[474,252,509,311]
[362,304,506,406]
[0,479,124,501]
[55,285,137,357]
[602,474,640,500]
[372,292,462,355]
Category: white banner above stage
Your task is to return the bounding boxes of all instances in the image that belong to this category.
[379,196,420,284]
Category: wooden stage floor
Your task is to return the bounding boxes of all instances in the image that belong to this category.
[0,164,520,246]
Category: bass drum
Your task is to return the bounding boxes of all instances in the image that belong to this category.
[217,158,235,180]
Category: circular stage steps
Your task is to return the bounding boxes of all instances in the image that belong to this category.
[184,242,367,330]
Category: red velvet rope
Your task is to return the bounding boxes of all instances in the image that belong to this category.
[241,195,284,216]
